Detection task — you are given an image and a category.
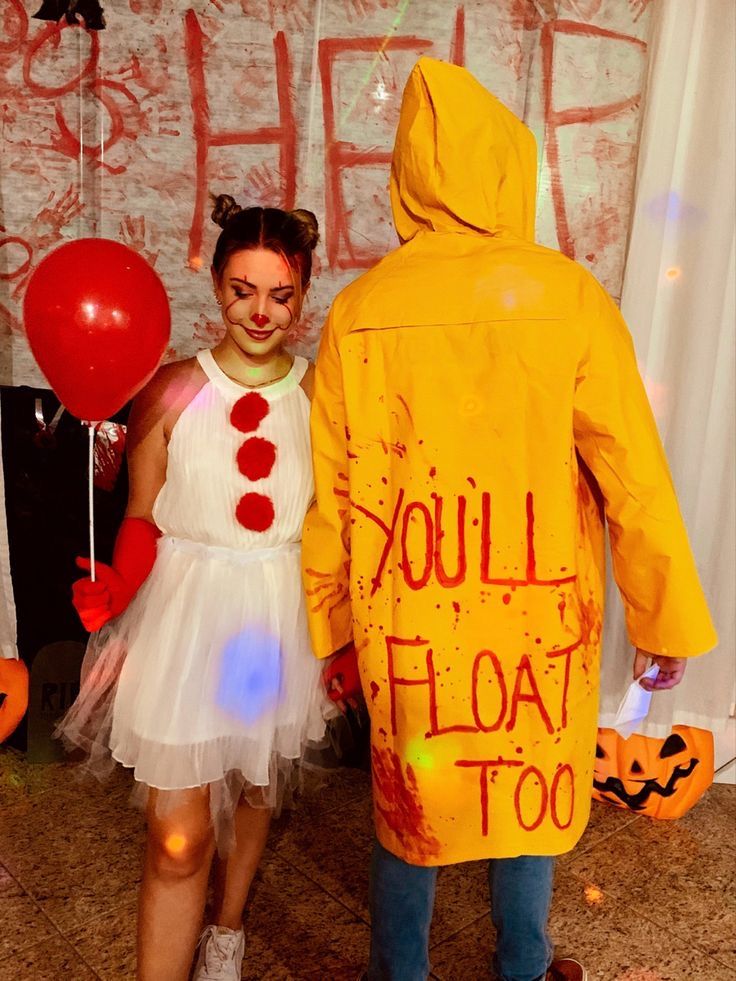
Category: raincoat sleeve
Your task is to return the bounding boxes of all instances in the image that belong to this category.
[302,306,353,659]
[572,279,717,658]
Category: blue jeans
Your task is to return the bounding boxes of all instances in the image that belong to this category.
[368,840,554,981]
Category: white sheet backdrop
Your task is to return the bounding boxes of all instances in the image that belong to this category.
[598,0,736,736]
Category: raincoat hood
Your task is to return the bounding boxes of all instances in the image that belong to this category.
[390,57,538,244]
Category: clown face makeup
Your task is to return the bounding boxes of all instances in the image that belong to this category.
[213,248,302,361]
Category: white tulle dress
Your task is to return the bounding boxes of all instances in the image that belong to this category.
[58,349,333,849]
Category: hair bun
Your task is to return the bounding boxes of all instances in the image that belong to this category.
[289,209,320,250]
[211,193,243,229]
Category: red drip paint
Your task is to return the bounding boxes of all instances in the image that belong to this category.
[353,489,405,596]
[426,647,478,737]
[484,491,574,587]
[370,681,380,701]
[401,501,433,590]
[451,601,461,629]
[385,635,431,737]
[540,19,646,259]
[578,596,602,649]
[503,593,512,605]
[506,655,554,735]
[525,492,536,581]
[0,237,32,282]
[184,13,296,267]
[363,486,578,594]
[449,4,465,65]
[1,0,27,57]
[230,392,269,433]
[514,766,548,832]
[310,581,345,613]
[509,0,556,31]
[28,82,132,175]
[235,493,274,532]
[237,437,276,481]
[550,764,575,830]
[396,394,414,426]
[455,758,523,837]
[371,746,441,858]
[319,35,432,269]
[480,491,492,582]
[471,650,507,732]
[546,642,579,729]
[434,495,467,587]
[23,20,100,99]
[558,596,567,623]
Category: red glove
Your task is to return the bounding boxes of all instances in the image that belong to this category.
[72,517,161,632]
[322,643,362,713]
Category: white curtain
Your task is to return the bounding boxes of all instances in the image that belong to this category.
[599,0,736,736]
[0,403,18,660]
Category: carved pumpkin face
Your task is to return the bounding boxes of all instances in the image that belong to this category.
[0,658,29,743]
[592,725,714,820]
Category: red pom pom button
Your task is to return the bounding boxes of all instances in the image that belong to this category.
[236,493,275,532]
[230,392,269,433]
[237,437,277,481]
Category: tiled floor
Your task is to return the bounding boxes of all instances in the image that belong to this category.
[0,748,733,981]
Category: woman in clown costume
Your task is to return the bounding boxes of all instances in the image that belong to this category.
[59,198,333,981]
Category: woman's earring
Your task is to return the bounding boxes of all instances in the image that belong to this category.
[214,293,222,306]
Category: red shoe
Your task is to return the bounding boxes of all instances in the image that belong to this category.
[546,959,587,981]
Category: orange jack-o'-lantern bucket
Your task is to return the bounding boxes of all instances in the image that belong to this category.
[592,726,714,819]
[0,658,29,743]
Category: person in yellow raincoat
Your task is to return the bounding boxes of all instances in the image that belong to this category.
[303,58,717,981]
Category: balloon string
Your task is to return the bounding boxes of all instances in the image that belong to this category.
[88,424,96,582]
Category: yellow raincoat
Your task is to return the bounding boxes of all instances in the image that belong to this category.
[303,58,717,865]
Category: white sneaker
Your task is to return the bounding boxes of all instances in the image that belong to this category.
[192,925,245,981]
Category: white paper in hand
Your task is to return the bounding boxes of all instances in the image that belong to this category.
[611,664,660,739]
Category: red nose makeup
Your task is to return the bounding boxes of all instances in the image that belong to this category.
[250,313,269,328]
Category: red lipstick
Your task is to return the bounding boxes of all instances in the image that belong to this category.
[243,326,277,341]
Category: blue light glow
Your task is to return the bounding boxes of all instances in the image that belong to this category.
[216,627,282,725]
[644,191,704,226]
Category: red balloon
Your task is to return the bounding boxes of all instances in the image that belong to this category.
[23,238,171,421]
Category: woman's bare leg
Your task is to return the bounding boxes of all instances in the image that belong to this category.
[138,786,215,981]
[211,797,272,930]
